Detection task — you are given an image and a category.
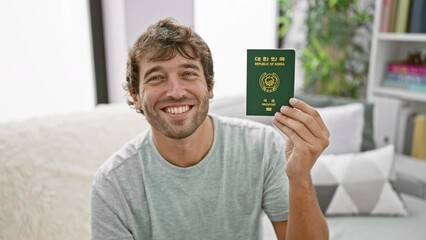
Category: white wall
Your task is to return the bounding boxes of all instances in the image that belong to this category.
[194,0,278,99]
[101,0,128,103]
[0,0,95,122]
[124,0,194,46]
[103,0,284,101]
[102,0,194,103]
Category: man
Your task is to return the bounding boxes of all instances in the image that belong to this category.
[91,18,329,240]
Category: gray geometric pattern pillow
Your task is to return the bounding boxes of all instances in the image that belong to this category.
[312,145,408,216]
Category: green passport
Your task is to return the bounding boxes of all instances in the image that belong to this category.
[246,49,295,116]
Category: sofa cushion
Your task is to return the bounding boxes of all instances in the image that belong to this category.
[0,104,150,240]
[317,103,364,154]
[296,94,375,151]
[311,145,408,216]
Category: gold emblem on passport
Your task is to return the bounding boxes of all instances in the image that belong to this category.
[259,72,280,93]
[247,49,295,116]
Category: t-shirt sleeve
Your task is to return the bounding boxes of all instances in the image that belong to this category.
[261,131,289,222]
[90,171,134,240]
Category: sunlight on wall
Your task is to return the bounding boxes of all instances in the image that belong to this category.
[0,0,95,122]
[194,0,277,99]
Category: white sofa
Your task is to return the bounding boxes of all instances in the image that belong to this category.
[1,97,426,240]
[0,104,150,240]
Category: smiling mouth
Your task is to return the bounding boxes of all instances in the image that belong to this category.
[164,105,191,114]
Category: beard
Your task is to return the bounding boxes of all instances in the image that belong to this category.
[143,94,210,139]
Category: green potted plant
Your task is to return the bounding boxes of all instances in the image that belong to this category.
[278,0,374,99]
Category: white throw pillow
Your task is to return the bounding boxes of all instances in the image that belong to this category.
[311,145,408,216]
[317,103,364,154]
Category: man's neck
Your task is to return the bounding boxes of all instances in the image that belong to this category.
[151,116,214,167]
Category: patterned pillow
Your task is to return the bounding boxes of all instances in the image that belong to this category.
[311,145,408,216]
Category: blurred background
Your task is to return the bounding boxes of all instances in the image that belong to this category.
[1,0,425,153]
[1,2,426,239]
[0,0,285,122]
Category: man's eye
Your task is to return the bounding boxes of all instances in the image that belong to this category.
[147,76,164,82]
[183,72,198,77]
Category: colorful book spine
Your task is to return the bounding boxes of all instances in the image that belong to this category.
[383,81,426,93]
[403,110,416,155]
[395,0,412,33]
[385,73,426,84]
[389,0,399,32]
[388,64,426,76]
[396,107,416,154]
[411,114,426,159]
[383,64,426,92]
[380,0,392,32]
[409,0,426,33]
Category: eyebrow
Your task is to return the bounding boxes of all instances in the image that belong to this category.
[144,66,162,79]
[181,63,200,71]
[143,63,201,79]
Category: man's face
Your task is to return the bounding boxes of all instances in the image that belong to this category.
[133,53,213,139]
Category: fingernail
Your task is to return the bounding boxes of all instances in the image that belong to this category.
[281,106,289,113]
[289,98,297,105]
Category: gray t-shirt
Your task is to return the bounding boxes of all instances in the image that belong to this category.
[91,115,289,240]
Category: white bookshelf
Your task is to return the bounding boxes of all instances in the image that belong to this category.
[373,87,426,102]
[367,0,426,103]
[366,0,426,149]
[378,33,426,42]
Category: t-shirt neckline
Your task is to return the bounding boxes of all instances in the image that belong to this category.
[148,114,219,175]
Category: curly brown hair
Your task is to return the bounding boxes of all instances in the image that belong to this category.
[124,18,214,113]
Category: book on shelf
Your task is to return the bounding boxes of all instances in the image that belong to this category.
[380,0,426,33]
[380,0,392,32]
[380,0,400,32]
[383,63,426,92]
[396,107,416,154]
[384,74,426,85]
[388,0,399,32]
[395,0,411,33]
[411,114,426,159]
[409,0,426,33]
[388,63,426,75]
[383,79,426,92]
[404,111,416,155]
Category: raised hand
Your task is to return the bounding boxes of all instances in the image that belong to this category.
[273,98,329,181]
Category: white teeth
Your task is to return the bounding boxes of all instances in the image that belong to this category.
[165,106,190,114]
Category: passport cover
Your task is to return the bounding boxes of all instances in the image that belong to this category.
[246,49,295,116]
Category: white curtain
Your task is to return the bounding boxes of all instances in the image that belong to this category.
[0,0,95,122]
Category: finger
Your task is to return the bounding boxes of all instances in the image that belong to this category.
[274,117,329,159]
[279,104,328,140]
[273,112,317,145]
[289,98,329,134]
[273,117,313,148]
[287,98,330,138]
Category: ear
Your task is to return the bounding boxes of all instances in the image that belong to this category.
[131,92,142,110]
[208,89,214,100]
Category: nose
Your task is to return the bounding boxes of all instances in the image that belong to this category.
[165,78,187,99]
